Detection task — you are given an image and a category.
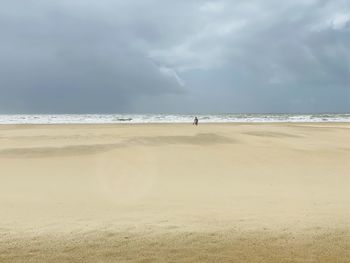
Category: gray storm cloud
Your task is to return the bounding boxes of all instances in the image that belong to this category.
[0,0,349,113]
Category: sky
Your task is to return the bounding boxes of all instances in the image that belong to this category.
[0,0,349,114]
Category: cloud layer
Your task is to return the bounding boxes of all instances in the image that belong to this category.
[1,0,349,113]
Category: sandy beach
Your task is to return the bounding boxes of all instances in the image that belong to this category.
[0,123,349,262]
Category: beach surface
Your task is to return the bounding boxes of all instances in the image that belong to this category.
[0,123,349,262]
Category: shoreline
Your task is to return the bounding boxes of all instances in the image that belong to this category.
[1,113,350,126]
[1,121,350,126]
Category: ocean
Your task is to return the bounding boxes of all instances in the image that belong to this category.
[0,113,349,124]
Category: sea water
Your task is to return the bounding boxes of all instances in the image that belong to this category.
[0,113,349,124]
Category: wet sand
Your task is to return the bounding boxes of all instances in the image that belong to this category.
[0,123,349,262]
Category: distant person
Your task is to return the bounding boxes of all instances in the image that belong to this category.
[193,116,198,126]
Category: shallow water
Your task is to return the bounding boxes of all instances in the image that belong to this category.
[0,113,350,124]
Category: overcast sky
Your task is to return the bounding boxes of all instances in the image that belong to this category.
[1,0,349,114]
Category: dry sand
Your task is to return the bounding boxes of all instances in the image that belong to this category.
[0,123,349,262]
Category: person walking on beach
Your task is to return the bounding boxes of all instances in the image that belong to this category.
[193,116,198,126]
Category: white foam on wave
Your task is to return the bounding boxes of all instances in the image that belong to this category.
[0,114,349,124]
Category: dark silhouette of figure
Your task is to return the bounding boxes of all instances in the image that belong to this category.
[193,116,198,126]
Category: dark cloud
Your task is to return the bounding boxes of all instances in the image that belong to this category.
[0,0,349,113]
